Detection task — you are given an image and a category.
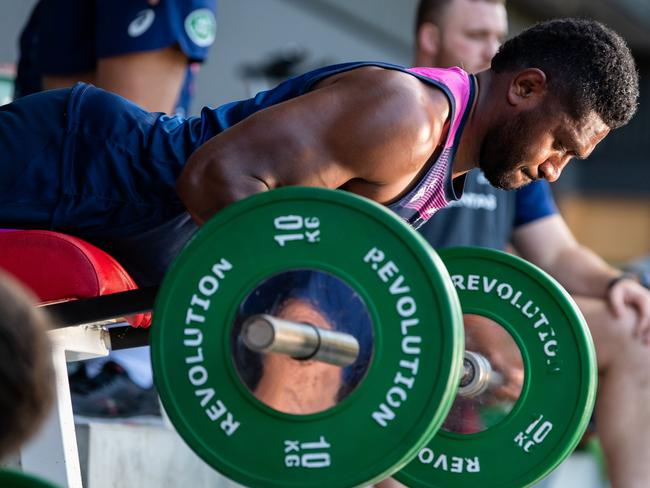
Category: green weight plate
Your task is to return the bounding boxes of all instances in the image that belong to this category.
[0,470,61,488]
[395,247,598,488]
[151,187,464,488]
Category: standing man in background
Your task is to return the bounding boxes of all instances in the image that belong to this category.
[12,0,217,418]
[16,0,217,115]
[382,1,650,487]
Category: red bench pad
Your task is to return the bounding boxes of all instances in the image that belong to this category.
[0,230,151,327]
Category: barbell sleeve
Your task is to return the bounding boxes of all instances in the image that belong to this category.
[458,350,504,398]
[241,314,360,368]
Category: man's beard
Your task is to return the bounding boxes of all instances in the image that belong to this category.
[478,110,538,190]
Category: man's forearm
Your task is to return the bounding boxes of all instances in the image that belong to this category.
[512,215,621,299]
[176,138,271,225]
[540,244,620,298]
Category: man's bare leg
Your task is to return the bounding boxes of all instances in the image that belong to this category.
[374,477,407,488]
[576,296,650,488]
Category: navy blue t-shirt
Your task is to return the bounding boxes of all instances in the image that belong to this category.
[419,169,557,250]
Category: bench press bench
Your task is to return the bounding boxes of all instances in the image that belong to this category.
[0,229,150,488]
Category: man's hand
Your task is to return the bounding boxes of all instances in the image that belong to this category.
[608,278,650,344]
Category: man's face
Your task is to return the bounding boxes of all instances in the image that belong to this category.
[479,105,610,190]
[436,0,507,73]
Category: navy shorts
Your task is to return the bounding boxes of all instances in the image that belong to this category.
[16,0,217,114]
[0,84,212,284]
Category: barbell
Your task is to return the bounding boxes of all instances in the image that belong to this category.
[42,187,596,488]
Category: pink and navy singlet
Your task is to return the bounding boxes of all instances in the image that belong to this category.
[388,66,475,228]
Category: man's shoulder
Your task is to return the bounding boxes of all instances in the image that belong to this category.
[323,64,450,128]
[408,66,470,84]
[318,62,455,94]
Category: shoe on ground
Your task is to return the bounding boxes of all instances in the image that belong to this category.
[71,361,160,418]
[68,362,98,395]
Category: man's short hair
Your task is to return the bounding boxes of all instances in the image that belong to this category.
[491,18,639,129]
[415,0,506,31]
[0,271,54,458]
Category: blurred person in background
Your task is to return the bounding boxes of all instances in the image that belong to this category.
[0,270,53,460]
[16,0,217,116]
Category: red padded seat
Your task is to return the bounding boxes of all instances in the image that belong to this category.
[0,230,151,327]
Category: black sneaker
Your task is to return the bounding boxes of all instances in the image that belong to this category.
[68,362,97,395]
[71,361,161,418]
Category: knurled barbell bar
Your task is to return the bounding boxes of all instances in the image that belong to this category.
[240,314,504,402]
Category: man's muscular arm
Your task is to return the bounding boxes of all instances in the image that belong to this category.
[176,67,449,224]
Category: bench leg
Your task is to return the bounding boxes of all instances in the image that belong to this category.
[21,346,83,487]
[20,325,111,487]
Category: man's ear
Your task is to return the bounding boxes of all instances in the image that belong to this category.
[507,68,547,107]
[416,22,441,65]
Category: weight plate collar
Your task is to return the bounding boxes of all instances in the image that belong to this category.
[151,187,464,487]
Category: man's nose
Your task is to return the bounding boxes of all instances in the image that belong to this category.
[539,158,570,182]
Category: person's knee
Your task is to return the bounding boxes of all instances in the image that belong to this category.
[613,317,650,376]
[577,297,645,370]
[0,271,54,458]
[603,303,639,347]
